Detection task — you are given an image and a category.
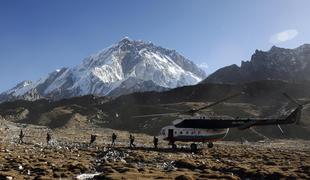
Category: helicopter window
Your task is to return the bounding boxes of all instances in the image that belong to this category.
[180,131,183,134]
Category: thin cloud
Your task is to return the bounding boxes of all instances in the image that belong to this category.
[198,62,209,69]
[269,29,298,44]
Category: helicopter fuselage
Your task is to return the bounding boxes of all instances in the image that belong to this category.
[159,124,229,143]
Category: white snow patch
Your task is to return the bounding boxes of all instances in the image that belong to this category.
[76,173,101,180]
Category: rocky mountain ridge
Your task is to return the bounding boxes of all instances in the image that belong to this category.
[204,44,310,84]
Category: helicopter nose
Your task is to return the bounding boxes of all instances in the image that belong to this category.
[160,126,168,136]
[160,127,165,134]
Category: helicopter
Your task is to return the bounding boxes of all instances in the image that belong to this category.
[134,92,308,152]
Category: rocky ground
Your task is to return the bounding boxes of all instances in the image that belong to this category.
[0,119,309,180]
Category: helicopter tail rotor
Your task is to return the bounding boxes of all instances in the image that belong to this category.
[282,93,310,125]
[277,124,284,134]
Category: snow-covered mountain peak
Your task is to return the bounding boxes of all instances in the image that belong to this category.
[18,80,33,88]
[118,36,135,44]
[0,38,206,102]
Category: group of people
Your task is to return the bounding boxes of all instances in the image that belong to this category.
[18,129,52,145]
[18,129,159,149]
[90,132,159,149]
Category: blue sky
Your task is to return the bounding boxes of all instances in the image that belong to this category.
[0,0,309,92]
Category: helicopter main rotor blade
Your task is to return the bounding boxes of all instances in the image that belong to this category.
[136,105,185,112]
[133,92,244,118]
[302,100,310,106]
[282,93,301,106]
[132,112,180,118]
[187,92,244,114]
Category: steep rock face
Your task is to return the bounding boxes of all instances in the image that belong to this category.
[204,44,310,84]
[0,38,206,102]
[107,77,169,98]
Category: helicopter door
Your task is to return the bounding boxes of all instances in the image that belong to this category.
[168,129,174,138]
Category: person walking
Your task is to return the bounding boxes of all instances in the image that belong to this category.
[46,132,51,145]
[18,129,25,144]
[90,134,97,145]
[153,136,158,149]
[111,133,117,147]
[129,134,135,148]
